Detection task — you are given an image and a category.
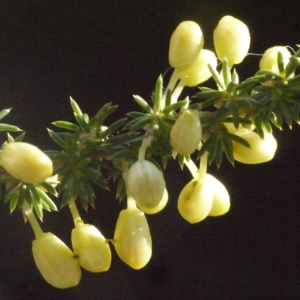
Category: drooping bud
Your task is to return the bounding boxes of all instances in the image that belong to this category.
[114,207,152,269]
[71,223,111,273]
[170,109,202,156]
[213,15,250,67]
[177,49,217,87]
[0,142,53,183]
[259,46,292,76]
[127,160,166,208]
[178,177,213,223]
[169,21,204,70]
[232,128,277,164]
[206,174,230,217]
[32,232,81,289]
[137,188,168,214]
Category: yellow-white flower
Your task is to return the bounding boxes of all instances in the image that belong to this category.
[170,109,202,156]
[213,15,250,67]
[0,142,53,183]
[71,223,111,273]
[127,160,166,209]
[32,232,81,289]
[178,176,213,223]
[206,174,230,217]
[232,128,277,164]
[259,46,292,77]
[169,21,204,70]
[177,49,217,87]
[114,207,152,269]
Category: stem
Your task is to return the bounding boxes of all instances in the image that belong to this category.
[170,80,185,104]
[127,195,137,210]
[138,136,153,161]
[68,198,82,227]
[197,152,208,180]
[22,201,43,239]
[121,163,137,210]
[184,157,198,179]
[160,69,180,110]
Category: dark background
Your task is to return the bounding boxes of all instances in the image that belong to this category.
[0,1,300,299]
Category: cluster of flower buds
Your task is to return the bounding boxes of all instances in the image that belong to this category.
[168,15,250,90]
[178,173,230,223]
[2,11,294,289]
[112,137,167,269]
[168,21,217,87]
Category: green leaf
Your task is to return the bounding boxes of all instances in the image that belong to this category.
[47,129,66,149]
[222,136,235,165]
[9,194,19,213]
[52,121,77,131]
[116,176,126,201]
[127,111,147,118]
[162,97,190,113]
[227,133,250,148]
[154,75,163,112]
[125,116,152,132]
[70,97,83,116]
[133,95,153,113]
[100,118,127,139]
[0,124,22,132]
[74,113,90,132]
[277,51,285,74]
[0,108,12,120]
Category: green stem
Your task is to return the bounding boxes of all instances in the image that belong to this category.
[197,152,208,180]
[127,195,137,210]
[170,80,185,104]
[160,69,180,110]
[184,157,198,179]
[68,198,82,227]
[138,136,153,161]
[22,201,43,239]
[121,162,137,210]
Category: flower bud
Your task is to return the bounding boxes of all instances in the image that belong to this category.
[137,188,168,214]
[32,232,81,288]
[232,128,277,164]
[213,15,250,67]
[114,207,152,269]
[127,160,165,208]
[177,49,217,87]
[206,174,230,217]
[71,223,111,273]
[170,109,202,156]
[259,46,292,76]
[178,177,213,223]
[0,142,53,183]
[169,21,204,70]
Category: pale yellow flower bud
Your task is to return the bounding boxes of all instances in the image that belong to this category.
[259,46,292,76]
[170,109,202,156]
[137,188,168,214]
[71,223,112,273]
[206,174,230,217]
[127,160,165,208]
[32,232,81,288]
[169,21,204,70]
[177,49,217,87]
[0,142,53,183]
[114,207,152,269]
[178,177,213,223]
[233,128,277,164]
[213,15,250,67]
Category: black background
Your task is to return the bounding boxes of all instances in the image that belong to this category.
[0,1,300,299]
